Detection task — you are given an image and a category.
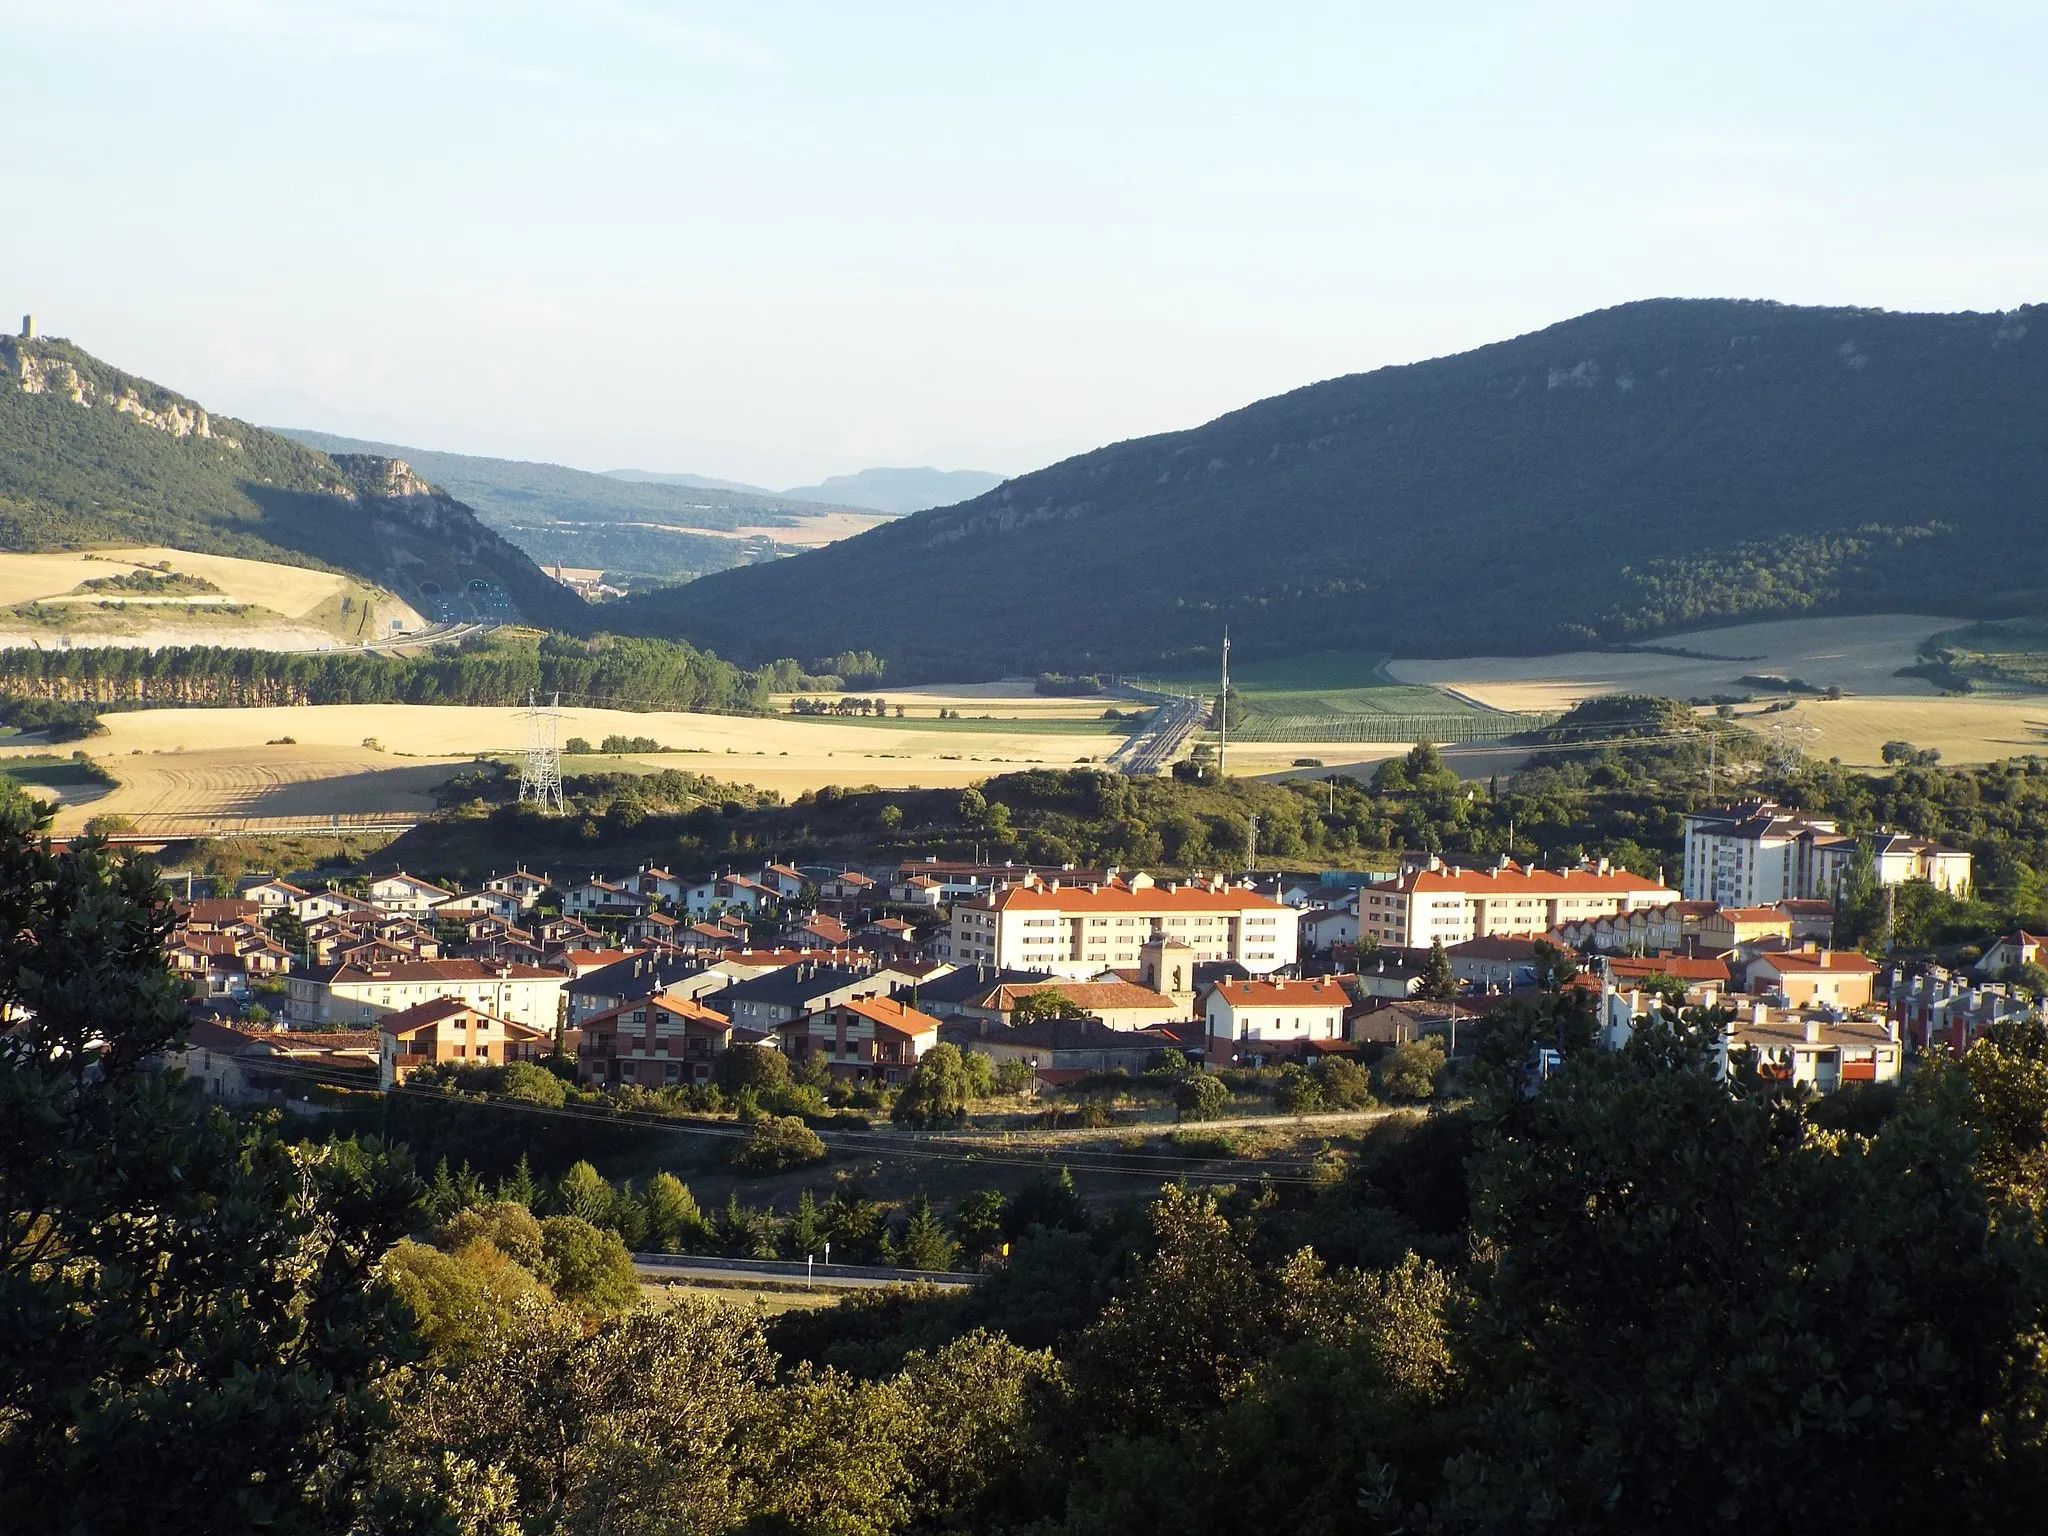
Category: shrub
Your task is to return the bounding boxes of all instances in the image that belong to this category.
[436,1200,546,1270]
[1274,1063,1323,1114]
[717,1042,791,1095]
[1374,1038,1446,1103]
[731,1114,828,1173]
[537,1215,639,1311]
[1175,1072,1230,1123]
[1314,1054,1376,1110]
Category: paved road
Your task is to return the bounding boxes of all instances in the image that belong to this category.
[1114,688,1207,776]
[634,1252,981,1290]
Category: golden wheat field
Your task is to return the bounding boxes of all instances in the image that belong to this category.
[0,547,425,649]
[29,701,1127,828]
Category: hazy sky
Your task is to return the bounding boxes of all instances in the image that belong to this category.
[5,2,2043,486]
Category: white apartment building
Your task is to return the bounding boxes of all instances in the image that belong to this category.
[1682,800,1971,903]
[286,958,566,1034]
[944,872,1295,978]
[1869,831,1973,896]
[1356,859,1679,949]
[1681,801,1855,906]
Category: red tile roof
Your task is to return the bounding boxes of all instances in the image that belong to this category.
[1404,865,1674,897]
[832,994,941,1038]
[1211,978,1350,1008]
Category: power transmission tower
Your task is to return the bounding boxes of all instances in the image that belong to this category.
[517,690,564,814]
[1217,628,1230,780]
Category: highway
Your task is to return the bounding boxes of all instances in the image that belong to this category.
[1113,687,1208,776]
[633,1252,982,1291]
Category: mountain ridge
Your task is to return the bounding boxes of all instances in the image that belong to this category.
[279,429,878,584]
[0,334,587,629]
[614,298,2048,679]
[775,466,1006,514]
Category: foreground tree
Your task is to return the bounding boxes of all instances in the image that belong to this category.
[0,787,422,1532]
[1444,1016,2048,1532]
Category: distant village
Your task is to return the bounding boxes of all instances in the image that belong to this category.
[164,794,2022,1108]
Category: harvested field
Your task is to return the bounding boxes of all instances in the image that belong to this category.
[0,545,424,647]
[32,701,1125,828]
[46,746,458,835]
[1755,696,2048,769]
[1388,614,1961,709]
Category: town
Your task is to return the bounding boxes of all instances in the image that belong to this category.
[162,793,2009,1115]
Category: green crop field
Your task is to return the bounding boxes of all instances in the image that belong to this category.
[777,713,1132,736]
[0,755,111,790]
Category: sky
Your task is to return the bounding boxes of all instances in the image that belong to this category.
[4,1,2045,487]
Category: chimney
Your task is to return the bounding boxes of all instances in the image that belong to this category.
[1803,1017,1822,1045]
[1752,1001,1769,1026]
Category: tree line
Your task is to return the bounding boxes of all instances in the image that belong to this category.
[0,630,818,717]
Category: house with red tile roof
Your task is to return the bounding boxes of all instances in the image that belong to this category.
[378,998,550,1087]
[1744,949,1879,1010]
[577,991,733,1089]
[1204,976,1351,1060]
[780,994,940,1086]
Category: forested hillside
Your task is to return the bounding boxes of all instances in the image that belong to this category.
[0,335,586,628]
[619,298,2048,679]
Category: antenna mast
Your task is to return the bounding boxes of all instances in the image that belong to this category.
[1217,628,1230,779]
[517,690,564,814]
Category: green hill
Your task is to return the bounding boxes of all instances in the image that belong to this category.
[0,334,587,629]
[616,298,2048,679]
[279,430,875,582]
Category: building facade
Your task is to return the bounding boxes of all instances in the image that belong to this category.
[1357,859,1678,949]
[287,958,566,1033]
[944,872,1294,978]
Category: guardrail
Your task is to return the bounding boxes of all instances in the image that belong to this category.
[632,1252,983,1288]
[82,811,425,845]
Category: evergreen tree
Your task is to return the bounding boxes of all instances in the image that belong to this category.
[644,1171,706,1253]
[1419,937,1458,1001]
[786,1187,826,1259]
[425,1157,460,1221]
[556,1159,615,1227]
[953,1188,1007,1265]
[496,1152,539,1209]
[897,1193,959,1272]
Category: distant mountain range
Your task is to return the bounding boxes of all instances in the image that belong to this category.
[0,336,585,628]
[775,467,1006,515]
[615,298,2048,680]
[604,465,1005,515]
[280,432,867,583]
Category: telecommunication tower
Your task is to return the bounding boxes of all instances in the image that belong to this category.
[517,690,565,814]
[1217,628,1231,779]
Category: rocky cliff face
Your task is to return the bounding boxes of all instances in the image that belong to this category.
[5,337,238,445]
[0,334,589,632]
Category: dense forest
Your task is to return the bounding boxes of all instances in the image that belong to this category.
[0,630,824,716]
[0,334,586,628]
[13,780,2048,1533]
[617,298,2048,679]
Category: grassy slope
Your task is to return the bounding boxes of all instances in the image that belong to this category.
[617,298,2048,680]
[0,336,588,630]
